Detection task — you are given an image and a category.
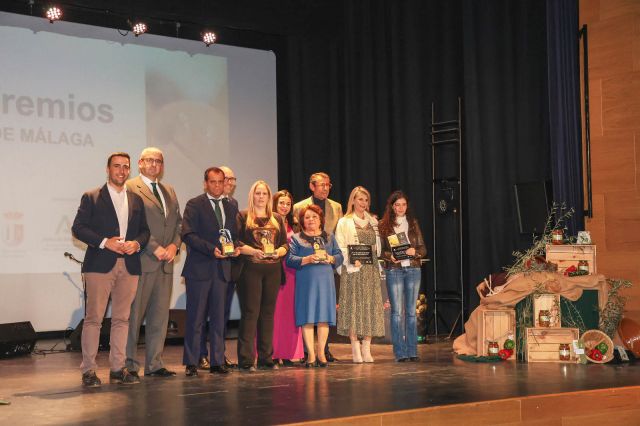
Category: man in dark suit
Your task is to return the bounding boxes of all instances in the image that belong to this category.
[198,165,240,370]
[125,147,182,378]
[182,167,240,376]
[72,152,150,387]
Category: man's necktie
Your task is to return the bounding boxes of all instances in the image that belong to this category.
[151,182,164,214]
[212,198,223,227]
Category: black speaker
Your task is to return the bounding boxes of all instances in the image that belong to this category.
[0,321,37,358]
[67,318,111,352]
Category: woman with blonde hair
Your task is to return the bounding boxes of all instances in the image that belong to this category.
[236,181,289,371]
[334,186,385,363]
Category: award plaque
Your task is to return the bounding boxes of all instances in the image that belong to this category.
[313,237,327,261]
[260,230,275,257]
[387,231,412,260]
[219,229,234,256]
[348,244,373,265]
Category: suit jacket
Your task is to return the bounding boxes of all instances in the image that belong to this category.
[226,195,239,209]
[72,184,150,275]
[293,196,343,235]
[126,176,182,273]
[181,193,239,282]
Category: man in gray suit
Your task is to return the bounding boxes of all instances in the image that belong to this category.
[125,147,182,377]
[293,172,343,235]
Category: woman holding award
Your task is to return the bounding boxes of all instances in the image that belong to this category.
[236,181,289,371]
[271,190,304,366]
[286,205,343,367]
[379,190,427,362]
[335,186,385,363]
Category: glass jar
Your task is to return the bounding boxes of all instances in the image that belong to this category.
[488,341,499,356]
[578,260,589,273]
[539,310,551,327]
[552,229,564,245]
[559,343,571,361]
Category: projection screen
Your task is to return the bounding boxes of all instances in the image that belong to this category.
[0,11,277,331]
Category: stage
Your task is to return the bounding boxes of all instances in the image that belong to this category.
[1,339,640,425]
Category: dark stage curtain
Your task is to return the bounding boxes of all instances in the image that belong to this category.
[461,0,551,310]
[546,0,585,235]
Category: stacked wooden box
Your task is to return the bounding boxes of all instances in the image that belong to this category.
[545,244,597,274]
[479,309,516,360]
[526,293,578,363]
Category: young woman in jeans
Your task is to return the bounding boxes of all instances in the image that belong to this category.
[378,190,427,362]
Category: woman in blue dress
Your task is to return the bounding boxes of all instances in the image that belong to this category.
[286,204,343,367]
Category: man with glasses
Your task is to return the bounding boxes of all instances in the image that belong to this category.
[293,172,343,362]
[124,147,182,379]
[72,152,150,387]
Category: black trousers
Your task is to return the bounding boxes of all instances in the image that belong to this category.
[236,262,281,366]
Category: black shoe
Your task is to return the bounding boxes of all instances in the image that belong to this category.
[82,370,102,387]
[257,361,279,370]
[224,357,238,368]
[325,350,338,362]
[146,368,176,377]
[129,370,140,378]
[210,365,231,375]
[409,356,420,362]
[316,360,328,368]
[240,364,257,372]
[397,358,409,363]
[198,357,210,370]
[305,360,316,368]
[281,359,295,367]
[185,365,199,377]
[110,367,140,385]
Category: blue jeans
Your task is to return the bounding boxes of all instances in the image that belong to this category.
[385,267,421,360]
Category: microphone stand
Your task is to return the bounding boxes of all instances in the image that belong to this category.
[64,252,86,317]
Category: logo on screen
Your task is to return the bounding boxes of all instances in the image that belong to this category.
[3,211,24,247]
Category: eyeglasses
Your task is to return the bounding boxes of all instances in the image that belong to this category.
[225,177,237,183]
[314,182,332,189]
[142,158,163,165]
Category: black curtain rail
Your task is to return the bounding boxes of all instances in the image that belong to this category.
[432,119,459,126]
[431,127,459,135]
[430,138,459,145]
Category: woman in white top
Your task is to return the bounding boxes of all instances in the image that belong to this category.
[334,186,385,363]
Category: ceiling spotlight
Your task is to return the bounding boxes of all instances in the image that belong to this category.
[202,31,217,47]
[45,6,62,23]
[132,22,147,36]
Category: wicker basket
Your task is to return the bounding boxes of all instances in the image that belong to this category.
[581,329,614,364]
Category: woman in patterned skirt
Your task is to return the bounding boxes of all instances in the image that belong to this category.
[335,186,385,363]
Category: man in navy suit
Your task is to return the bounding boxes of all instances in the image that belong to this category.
[181,167,240,376]
[72,152,150,387]
[198,165,239,370]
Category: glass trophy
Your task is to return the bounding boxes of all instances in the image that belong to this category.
[313,237,327,261]
[219,229,234,256]
[261,230,275,257]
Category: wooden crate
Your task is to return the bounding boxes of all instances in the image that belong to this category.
[533,293,561,327]
[478,310,516,359]
[545,244,597,275]
[526,327,579,363]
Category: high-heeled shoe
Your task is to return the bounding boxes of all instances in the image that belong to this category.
[305,358,316,368]
[315,359,328,368]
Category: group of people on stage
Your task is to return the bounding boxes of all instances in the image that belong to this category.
[71,149,427,387]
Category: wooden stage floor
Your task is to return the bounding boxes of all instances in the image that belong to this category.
[1,339,640,425]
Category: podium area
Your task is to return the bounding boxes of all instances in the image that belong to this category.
[2,339,640,425]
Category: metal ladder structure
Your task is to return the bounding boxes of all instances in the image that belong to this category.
[430,97,464,338]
